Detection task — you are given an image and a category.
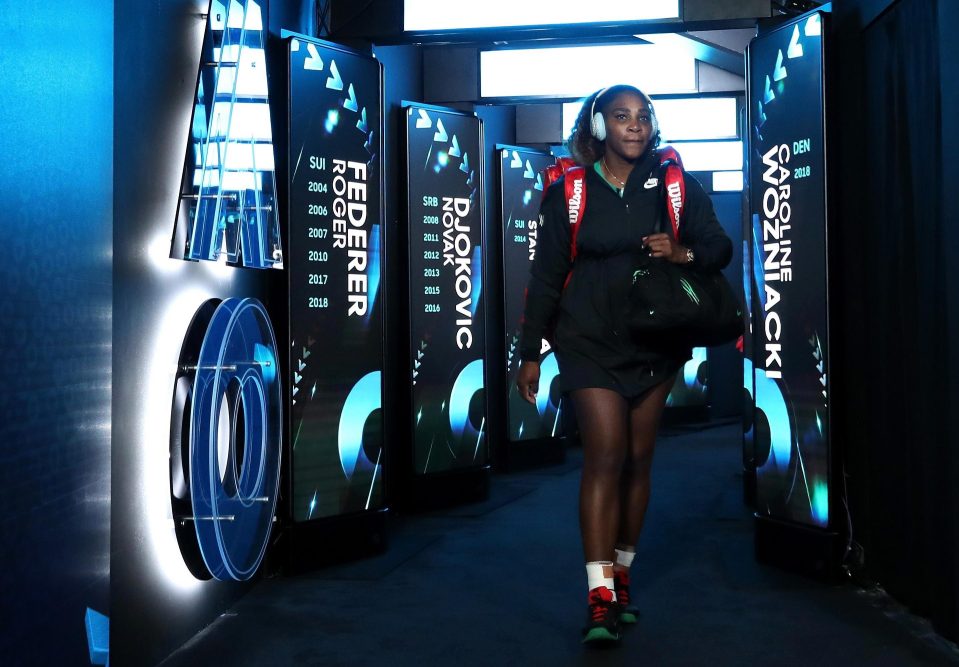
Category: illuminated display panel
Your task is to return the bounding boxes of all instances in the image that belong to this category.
[666,347,709,408]
[563,97,739,143]
[404,104,488,474]
[747,12,830,527]
[498,147,564,442]
[405,0,679,30]
[287,36,385,521]
[481,45,696,98]
[173,0,282,269]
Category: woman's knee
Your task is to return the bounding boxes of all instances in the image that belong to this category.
[582,443,626,478]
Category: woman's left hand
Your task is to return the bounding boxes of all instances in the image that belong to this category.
[643,233,687,264]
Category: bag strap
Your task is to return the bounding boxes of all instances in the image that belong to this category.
[563,165,587,264]
[658,146,685,241]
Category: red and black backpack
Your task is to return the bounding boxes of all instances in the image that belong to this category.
[542,147,687,269]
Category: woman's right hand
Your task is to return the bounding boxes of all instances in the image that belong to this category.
[516,360,541,405]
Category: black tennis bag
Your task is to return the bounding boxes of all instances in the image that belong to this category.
[625,253,743,347]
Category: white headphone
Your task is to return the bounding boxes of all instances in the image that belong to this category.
[589,86,612,141]
[588,86,659,142]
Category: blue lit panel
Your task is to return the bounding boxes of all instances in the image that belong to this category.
[405,104,488,474]
[481,45,696,98]
[405,0,678,30]
[747,11,830,528]
[500,146,564,443]
[175,0,282,269]
[287,35,386,521]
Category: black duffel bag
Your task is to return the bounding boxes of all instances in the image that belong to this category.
[625,252,744,347]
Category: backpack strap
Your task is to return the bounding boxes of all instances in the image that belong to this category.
[542,156,578,193]
[658,146,685,241]
[563,165,587,266]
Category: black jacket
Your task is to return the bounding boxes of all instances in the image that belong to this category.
[519,151,733,365]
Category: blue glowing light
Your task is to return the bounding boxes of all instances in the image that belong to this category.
[469,246,482,316]
[189,298,282,581]
[337,371,382,479]
[365,224,381,324]
[449,359,484,440]
[536,352,560,417]
[753,366,791,474]
[811,479,829,526]
[325,109,340,133]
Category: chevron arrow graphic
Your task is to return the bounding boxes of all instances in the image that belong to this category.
[787,24,804,59]
[343,83,358,112]
[305,44,324,71]
[773,50,787,81]
[326,60,344,90]
[434,118,448,143]
[416,109,431,128]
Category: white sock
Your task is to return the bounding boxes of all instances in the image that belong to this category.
[586,561,616,599]
[614,546,636,570]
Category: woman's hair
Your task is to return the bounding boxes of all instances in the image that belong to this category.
[567,84,661,165]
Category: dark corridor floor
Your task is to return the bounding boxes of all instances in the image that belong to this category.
[162,425,959,666]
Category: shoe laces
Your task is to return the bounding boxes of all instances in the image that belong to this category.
[588,586,615,622]
[614,569,631,607]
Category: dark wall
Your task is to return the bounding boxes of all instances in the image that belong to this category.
[371,44,424,500]
[467,104,518,467]
[831,0,959,640]
[707,192,745,419]
[0,2,112,664]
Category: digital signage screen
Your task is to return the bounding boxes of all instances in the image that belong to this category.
[747,11,830,527]
[498,146,565,442]
[404,103,487,474]
[287,36,385,521]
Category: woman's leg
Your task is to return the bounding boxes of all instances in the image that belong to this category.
[617,375,675,548]
[571,387,630,562]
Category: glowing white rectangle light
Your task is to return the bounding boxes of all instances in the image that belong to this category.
[405,0,679,31]
[650,98,738,141]
[669,141,743,172]
[712,170,744,191]
[481,45,695,98]
[563,97,738,142]
[209,102,273,141]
